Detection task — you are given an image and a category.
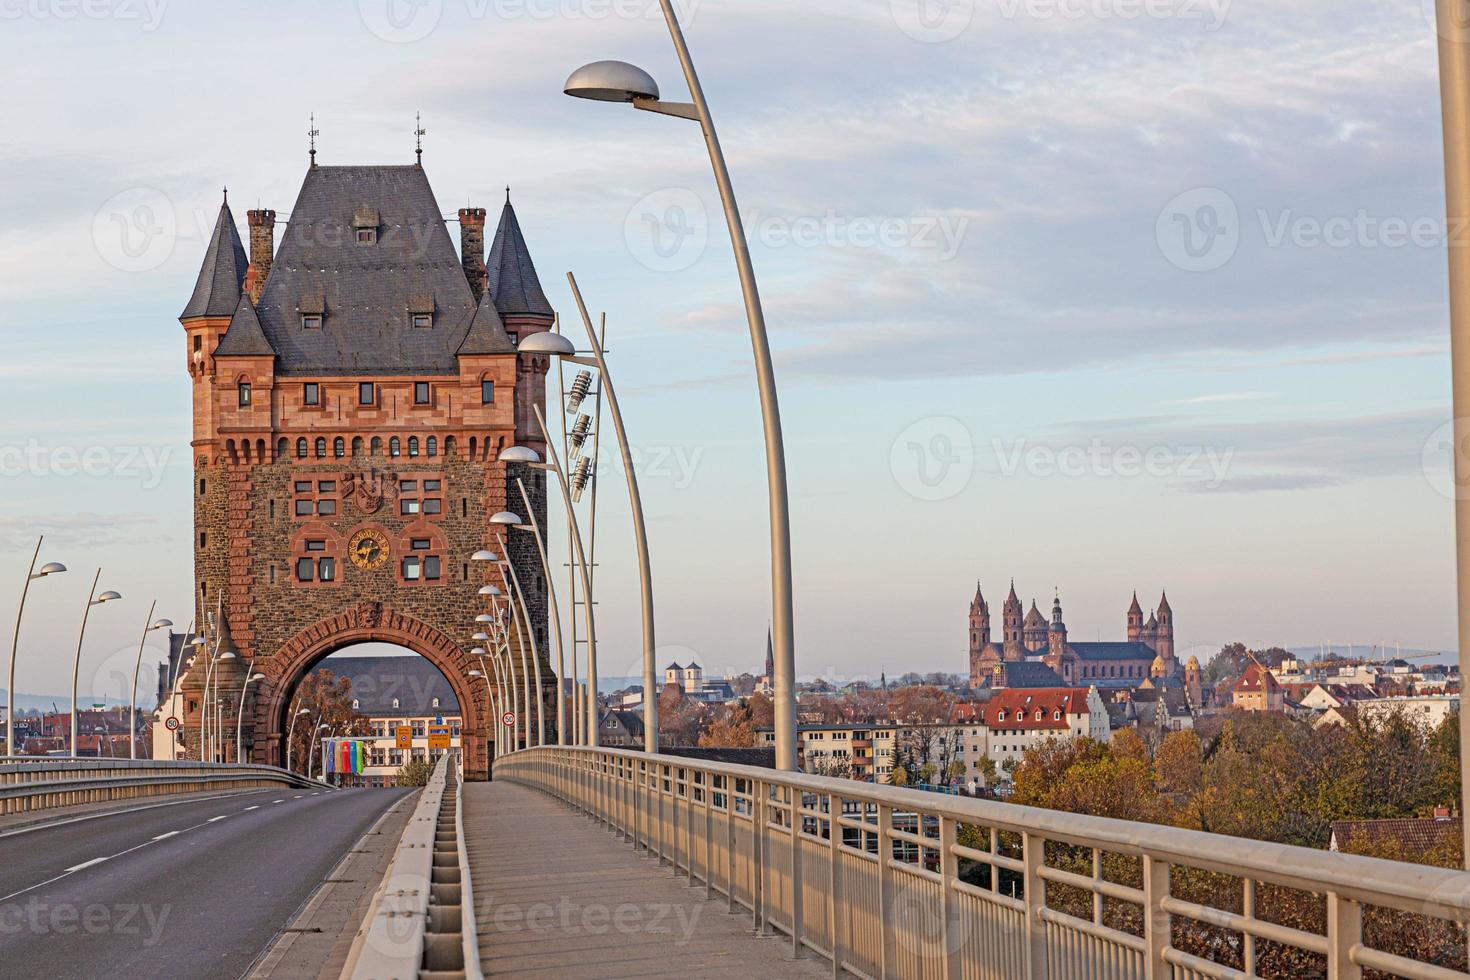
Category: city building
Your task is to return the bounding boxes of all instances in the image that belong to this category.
[331,656,461,787]
[1233,662,1286,712]
[1355,694,1460,730]
[662,661,737,704]
[968,584,1180,689]
[976,687,1109,782]
[599,709,645,748]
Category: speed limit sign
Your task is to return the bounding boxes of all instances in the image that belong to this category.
[501,711,515,728]
[165,716,181,732]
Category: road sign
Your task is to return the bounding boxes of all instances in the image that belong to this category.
[427,725,451,750]
[165,716,181,732]
[501,711,515,728]
[395,725,412,749]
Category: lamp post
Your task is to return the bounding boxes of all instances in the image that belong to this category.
[286,706,311,774]
[563,8,798,769]
[476,606,521,748]
[129,605,172,759]
[469,665,501,765]
[528,404,601,745]
[489,524,547,746]
[310,722,331,781]
[472,640,507,750]
[483,649,512,749]
[559,274,659,751]
[186,635,206,760]
[8,537,66,758]
[70,570,121,757]
[503,476,567,745]
[203,650,236,762]
[497,570,536,747]
[235,670,265,764]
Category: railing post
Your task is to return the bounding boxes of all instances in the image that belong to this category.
[878,803,897,979]
[754,778,768,935]
[704,771,715,899]
[726,776,737,914]
[828,790,846,980]
[939,816,960,980]
[1022,831,1049,980]
[1328,892,1363,980]
[1142,853,1170,980]
[790,782,805,958]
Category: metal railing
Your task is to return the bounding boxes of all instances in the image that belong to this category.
[498,746,1470,980]
[0,757,330,818]
[343,752,482,980]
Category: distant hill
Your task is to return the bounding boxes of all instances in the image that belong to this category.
[0,691,130,715]
[1288,646,1455,666]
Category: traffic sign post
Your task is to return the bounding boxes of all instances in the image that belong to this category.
[395,725,412,750]
[501,711,515,729]
[165,716,181,732]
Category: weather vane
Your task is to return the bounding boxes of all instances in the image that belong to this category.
[308,113,320,166]
[415,111,426,165]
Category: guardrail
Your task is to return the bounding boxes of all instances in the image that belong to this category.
[343,752,482,980]
[498,746,1470,980]
[0,757,331,818]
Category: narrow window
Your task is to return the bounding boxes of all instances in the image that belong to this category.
[304,383,320,406]
[319,557,336,582]
[424,556,441,580]
[480,380,494,405]
[414,382,430,405]
[426,437,437,457]
[238,383,251,407]
[359,382,374,406]
[389,437,401,458]
[198,479,206,496]
[408,437,419,458]
[403,556,421,580]
[333,437,345,458]
[295,558,314,582]
[315,437,327,458]
[296,438,307,459]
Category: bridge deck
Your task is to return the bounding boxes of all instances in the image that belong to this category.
[463,781,827,978]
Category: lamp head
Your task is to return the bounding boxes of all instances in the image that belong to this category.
[564,60,660,103]
[478,585,502,597]
[191,636,208,648]
[471,550,499,562]
[250,673,266,681]
[96,591,122,604]
[472,632,491,642]
[471,647,486,656]
[490,511,522,526]
[469,669,484,678]
[516,331,577,356]
[218,651,237,661]
[35,562,67,578]
[476,614,495,624]
[152,618,174,630]
[498,446,541,464]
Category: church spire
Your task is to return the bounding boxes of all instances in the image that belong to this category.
[180,195,248,320]
[487,197,554,317]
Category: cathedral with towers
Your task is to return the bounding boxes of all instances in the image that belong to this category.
[968,583,1199,699]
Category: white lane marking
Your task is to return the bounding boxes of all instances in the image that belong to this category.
[272,800,285,804]
[294,795,303,799]
[64,856,110,873]
[244,805,260,811]
[207,816,228,822]
[151,832,180,841]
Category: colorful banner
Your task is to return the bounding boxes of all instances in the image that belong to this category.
[323,738,369,775]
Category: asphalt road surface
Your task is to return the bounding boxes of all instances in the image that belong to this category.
[0,786,412,979]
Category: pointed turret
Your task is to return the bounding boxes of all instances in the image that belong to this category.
[487,197,553,317]
[457,287,516,355]
[214,294,277,357]
[1127,591,1145,642]
[1051,593,1065,629]
[181,199,248,320]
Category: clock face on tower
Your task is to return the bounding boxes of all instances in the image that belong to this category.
[348,528,391,570]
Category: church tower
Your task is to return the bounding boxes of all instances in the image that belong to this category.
[1048,593,1068,655]
[1155,592,1175,665]
[1023,600,1049,652]
[1127,592,1144,642]
[1001,582,1024,659]
[968,582,990,655]
[1185,654,1202,707]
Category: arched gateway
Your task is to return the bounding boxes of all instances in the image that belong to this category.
[177,160,558,780]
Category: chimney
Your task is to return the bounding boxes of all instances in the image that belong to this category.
[246,209,276,303]
[459,207,487,302]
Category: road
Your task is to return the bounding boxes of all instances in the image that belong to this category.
[0,786,412,979]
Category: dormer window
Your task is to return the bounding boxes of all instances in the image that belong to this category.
[357,228,377,245]
[412,313,432,329]
[302,315,322,330]
[353,207,380,245]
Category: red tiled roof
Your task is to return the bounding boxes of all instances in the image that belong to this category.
[1234,663,1280,693]
[1331,816,1462,855]
[979,688,1091,730]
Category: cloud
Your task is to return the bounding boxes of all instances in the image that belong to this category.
[0,513,160,550]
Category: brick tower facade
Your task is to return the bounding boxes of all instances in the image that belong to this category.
[178,163,557,780]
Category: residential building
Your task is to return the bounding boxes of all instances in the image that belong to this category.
[1233,662,1285,712]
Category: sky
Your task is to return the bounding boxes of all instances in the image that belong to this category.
[0,0,1460,704]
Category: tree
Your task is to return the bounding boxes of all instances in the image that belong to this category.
[657,683,708,746]
[396,758,433,786]
[1155,729,1204,799]
[700,700,756,748]
[746,692,774,729]
[284,667,370,775]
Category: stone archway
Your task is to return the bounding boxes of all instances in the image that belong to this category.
[251,601,492,780]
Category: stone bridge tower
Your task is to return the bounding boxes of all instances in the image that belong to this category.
[177,162,556,780]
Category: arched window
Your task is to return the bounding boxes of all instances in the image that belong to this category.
[351,436,364,457]
[408,436,419,458]
[426,436,437,457]
[468,437,477,460]
[391,698,400,709]
[389,437,401,457]
[444,436,456,458]
[315,437,327,458]
[431,697,440,708]
[996,710,1006,723]
[1034,708,1044,721]
[277,437,288,460]
[296,438,308,459]
[371,437,383,456]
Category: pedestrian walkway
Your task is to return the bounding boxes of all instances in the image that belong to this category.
[462,781,827,978]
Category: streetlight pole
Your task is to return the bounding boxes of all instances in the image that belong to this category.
[286,706,310,774]
[129,604,172,760]
[9,537,65,758]
[71,570,121,758]
[510,477,567,745]
[236,668,265,764]
[495,530,546,745]
[531,406,601,746]
[563,273,659,752]
[564,14,798,767]
[499,574,536,747]
[1436,0,1470,859]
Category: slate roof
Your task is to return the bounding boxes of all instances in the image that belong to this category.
[254,166,481,376]
[487,199,554,317]
[215,294,277,357]
[1070,642,1159,662]
[181,202,249,319]
[311,655,460,715]
[457,287,516,355]
[997,661,1067,688]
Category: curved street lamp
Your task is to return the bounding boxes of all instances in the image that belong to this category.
[286,705,311,774]
[71,570,121,757]
[203,650,236,762]
[235,671,266,764]
[563,4,797,770]
[9,537,66,757]
[503,474,568,746]
[129,605,173,759]
[489,524,546,746]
